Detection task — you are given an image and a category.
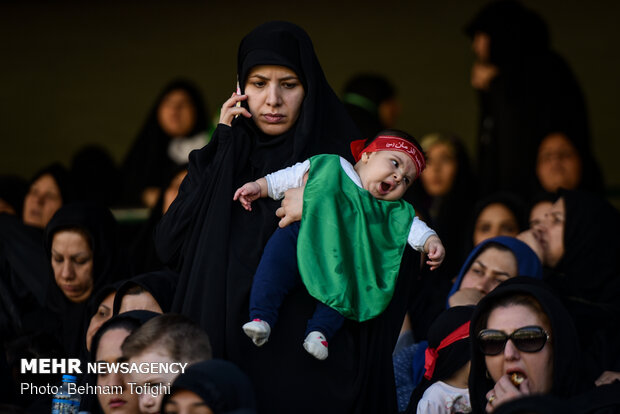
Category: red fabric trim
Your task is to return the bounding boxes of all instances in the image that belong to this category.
[424,321,470,380]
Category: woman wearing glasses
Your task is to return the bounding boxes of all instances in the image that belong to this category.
[469,277,583,413]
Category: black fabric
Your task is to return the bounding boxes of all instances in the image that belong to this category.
[161,359,257,414]
[70,145,122,207]
[43,202,131,358]
[155,21,418,413]
[468,277,587,413]
[120,78,209,206]
[0,215,49,339]
[128,164,187,274]
[112,269,178,315]
[466,1,591,200]
[406,306,474,414]
[548,189,620,379]
[0,175,28,215]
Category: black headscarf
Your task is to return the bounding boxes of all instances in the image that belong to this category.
[468,277,586,413]
[549,190,620,378]
[0,174,28,216]
[156,21,416,413]
[43,202,131,358]
[406,306,474,413]
[112,269,177,315]
[120,78,209,206]
[161,359,257,414]
[28,163,76,209]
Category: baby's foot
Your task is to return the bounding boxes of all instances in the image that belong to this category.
[303,331,328,360]
[242,319,271,346]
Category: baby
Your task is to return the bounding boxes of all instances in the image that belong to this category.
[234,129,445,360]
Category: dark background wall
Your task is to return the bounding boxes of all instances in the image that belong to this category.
[2,1,619,192]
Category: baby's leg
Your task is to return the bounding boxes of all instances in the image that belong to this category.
[303,303,344,360]
[245,222,301,346]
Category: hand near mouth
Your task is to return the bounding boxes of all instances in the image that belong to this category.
[485,374,531,412]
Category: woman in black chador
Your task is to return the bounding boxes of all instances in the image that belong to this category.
[466,0,591,200]
[155,21,421,413]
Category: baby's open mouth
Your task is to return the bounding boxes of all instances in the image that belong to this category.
[380,182,391,193]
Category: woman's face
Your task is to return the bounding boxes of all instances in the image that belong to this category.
[23,173,62,228]
[163,389,213,414]
[245,65,305,136]
[536,133,582,193]
[51,230,94,303]
[473,203,520,246]
[485,304,553,395]
[86,291,115,352]
[529,201,552,233]
[119,291,163,314]
[420,142,458,197]
[158,89,197,137]
[539,197,565,267]
[96,328,140,414]
[460,247,518,295]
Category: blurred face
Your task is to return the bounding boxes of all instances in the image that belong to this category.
[96,328,140,414]
[536,133,582,193]
[163,170,188,215]
[485,304,553,395]
[538,198,565,267]
[23,174,62,228]
[356,150,416,201]
[472,32,491,62]
[473,203,520,246]
[163,390,213,414]
[86,291,115,352]
[529,201,552,234]
[377,98,401,129]
[119,291,163,314]
[158,89,197,137]
[128,348,178,414]
[245,65,305,136]
[51,230,94,303]
[420,142,458,197]
[460,247,518,295]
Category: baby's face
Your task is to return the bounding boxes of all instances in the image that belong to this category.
[355,150,416,201]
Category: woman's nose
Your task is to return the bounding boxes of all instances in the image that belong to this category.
[504,339,520,360]
[265,85,282,106]
[476,276,493,295]
[60,262,74,280]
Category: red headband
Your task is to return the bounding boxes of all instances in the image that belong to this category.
[350,136,426,179]
[423,321,471,380]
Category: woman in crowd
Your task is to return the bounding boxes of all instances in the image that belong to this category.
[471,192,527,248]
[112,269,177,315]
[88,310,159,414]
[85,282,121,353]
[534,131,604,196]
[22,163,74,229]
[523,189,620,381]
[469,277,620,413]
[121,79,210,207]
[44,202,131,358]
[394,236,542,411]
[155,21,420,412]
[161,359,257,414]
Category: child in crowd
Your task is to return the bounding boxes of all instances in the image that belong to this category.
[408,306,473,414]
[234,129,445,360]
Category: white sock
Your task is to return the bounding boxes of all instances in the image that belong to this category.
[303,331,329,360]
[242,319,271,347]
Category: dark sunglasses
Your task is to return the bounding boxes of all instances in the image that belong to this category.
[478,325,550,356]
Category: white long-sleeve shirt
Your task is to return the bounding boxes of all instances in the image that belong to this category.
[265,157,437,252]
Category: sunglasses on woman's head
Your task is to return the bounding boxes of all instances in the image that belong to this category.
[478,325,550,356]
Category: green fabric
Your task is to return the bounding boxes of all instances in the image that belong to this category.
[297,154,415,321]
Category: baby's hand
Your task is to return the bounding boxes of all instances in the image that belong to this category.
[424,235,445,271]
[233,182,262,211]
